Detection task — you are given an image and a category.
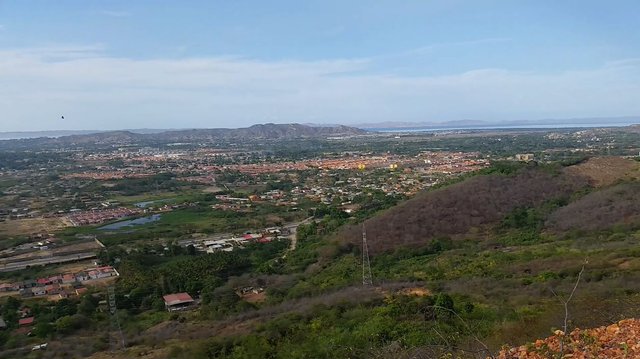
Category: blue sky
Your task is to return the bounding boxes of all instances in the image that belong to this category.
[1,0,640,131]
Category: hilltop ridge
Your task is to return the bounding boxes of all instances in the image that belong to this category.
[0,123,366,149]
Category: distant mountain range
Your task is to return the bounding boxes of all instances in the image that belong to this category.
[0,123,367,149]
[353,116,640,129]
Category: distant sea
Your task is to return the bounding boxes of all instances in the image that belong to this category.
[0,130,103,140]
[364,122,637,133]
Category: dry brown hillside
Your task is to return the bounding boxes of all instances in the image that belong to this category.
[564,156,640,187]
[546,182,640,232]
[338,167,589,254]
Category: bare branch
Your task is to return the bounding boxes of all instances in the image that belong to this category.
[429,305,495,359]
[550,259,587,355]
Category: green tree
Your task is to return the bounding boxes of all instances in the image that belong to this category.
[33,321,55,338]
[434,293,455,319]
[55,314,88,335]
[78,295,98,316]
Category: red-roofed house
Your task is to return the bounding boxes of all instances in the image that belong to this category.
[48,275,62,284]
[162,292,195,312]
[87,270,100,280]
[62,274,76,284]
[257,237,272,243]
[45,284,61,295]
[75,287,88,296]
[18,317,34,326]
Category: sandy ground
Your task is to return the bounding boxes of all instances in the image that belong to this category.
[202,186,224,193]
[55,259,98,273]
[0,217,69,238]
[241,291,267,303]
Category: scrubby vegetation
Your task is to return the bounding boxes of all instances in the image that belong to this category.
[337,164,589,254]
[5,156,640,358]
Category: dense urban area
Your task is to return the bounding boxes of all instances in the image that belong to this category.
[0,123,640,358]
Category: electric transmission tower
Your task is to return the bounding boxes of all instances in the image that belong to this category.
[108,286,125,351]
[362,224,373,286]
[105,246,125,351]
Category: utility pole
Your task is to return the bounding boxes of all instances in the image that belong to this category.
[362,224,373,286]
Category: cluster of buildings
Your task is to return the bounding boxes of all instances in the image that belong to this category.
[66,207,141,226]
[195,233,275,253]
[62,171,153,180]
[0,266,119,298]
[0,307,36,333]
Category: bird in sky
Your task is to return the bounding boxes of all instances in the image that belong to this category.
[61,115,65,120]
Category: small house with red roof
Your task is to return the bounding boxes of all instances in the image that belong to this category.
[62,274,76,284]
[162,292,195,312]
[45,284,61,295]
[75,287,88,296]
[48,275,62,284]
[18,317,34,326]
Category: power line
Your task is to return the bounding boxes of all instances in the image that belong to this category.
[362,224,373,286]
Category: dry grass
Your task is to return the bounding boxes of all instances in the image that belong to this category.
[397,286,432,297]
[564,156,640,187]
[0,217,69,238]
[88,347,173,359]
[338,168,588,254]
[546,182,640,232]
[54,259,98,273]
[241,291,267,303]
[202,186,224,193]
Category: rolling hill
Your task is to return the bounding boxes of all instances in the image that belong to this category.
[338,164,590,254]
[0,123,367,149]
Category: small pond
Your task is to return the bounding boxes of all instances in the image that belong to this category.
[134,198,175,208]
[98,214,162,230]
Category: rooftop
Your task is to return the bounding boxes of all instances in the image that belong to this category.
[162,292,194,306]
[19,317,34,326]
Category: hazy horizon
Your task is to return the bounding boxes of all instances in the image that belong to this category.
[2,1,640,131]
[1,116,639,141]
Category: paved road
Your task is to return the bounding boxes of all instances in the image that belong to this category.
[282,216,314,251]
[0,252,97,272]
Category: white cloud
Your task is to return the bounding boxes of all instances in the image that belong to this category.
[0,45,639,131]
